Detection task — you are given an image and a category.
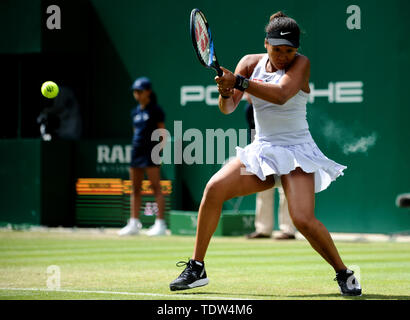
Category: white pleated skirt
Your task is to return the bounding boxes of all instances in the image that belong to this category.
[236,139,347,193]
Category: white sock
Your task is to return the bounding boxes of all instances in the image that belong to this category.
[129,218,140,226]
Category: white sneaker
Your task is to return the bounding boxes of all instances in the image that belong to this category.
[118,219,142,236]
[146,219,167,236]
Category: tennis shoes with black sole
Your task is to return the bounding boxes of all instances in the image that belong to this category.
[169,259,209,291]
[169,260,362,297]
[334,269,362,296]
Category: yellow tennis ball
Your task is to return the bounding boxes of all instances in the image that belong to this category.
[41,81,59,99]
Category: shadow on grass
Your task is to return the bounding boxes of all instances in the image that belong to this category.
[176,291,410,300]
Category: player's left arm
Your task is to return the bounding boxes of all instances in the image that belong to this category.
[246,55,310,105]
[215,54,262,114]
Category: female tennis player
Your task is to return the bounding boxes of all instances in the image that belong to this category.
[118,77,167,237]
[170,12,361,296]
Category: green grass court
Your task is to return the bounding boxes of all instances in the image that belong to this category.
[0,229,409,300]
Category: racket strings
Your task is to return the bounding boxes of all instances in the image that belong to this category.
[194,14,211,64]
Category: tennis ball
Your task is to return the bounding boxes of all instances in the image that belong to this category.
[41,81,59,99]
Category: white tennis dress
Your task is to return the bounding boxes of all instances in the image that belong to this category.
[236,54,346,193]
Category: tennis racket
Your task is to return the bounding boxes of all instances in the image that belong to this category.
[190,8,224,77]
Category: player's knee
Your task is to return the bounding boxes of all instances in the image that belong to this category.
[292,215,314,233]
[203,180,225,202]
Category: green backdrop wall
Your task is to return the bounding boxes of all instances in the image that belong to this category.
[1,0,410,233]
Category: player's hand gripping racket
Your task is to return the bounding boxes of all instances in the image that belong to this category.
[190,8,229,98]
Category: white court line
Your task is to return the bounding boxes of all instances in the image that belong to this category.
[0,288,255,300]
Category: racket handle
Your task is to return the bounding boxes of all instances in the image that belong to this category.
[215,66,229,98]
[216,67,223,77]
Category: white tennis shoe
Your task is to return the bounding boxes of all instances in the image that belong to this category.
[118,219,142,236]
[146,219,167,236]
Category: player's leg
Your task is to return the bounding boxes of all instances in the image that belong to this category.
[193,158,275,262]
[281,167,362,296]
[170,158,274,290]
[145,166,166,236]
[281,167,345,270]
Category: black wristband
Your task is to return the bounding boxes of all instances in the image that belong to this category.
[234,75,250,91]
[221,95,230,99]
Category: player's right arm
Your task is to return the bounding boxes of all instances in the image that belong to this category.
[215,54,263,114]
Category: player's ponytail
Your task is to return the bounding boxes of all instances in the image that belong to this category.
[269,11,288,22]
